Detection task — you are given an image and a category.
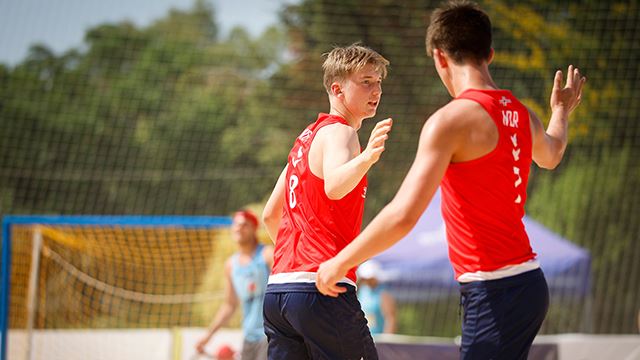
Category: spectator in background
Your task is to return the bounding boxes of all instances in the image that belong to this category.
[357,260,397,335]
[195,210,274,360]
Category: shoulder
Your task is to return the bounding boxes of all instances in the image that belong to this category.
[315,121,357,140]
[314,122,359,151]
[416,99,489,158]
[444,98,486,122]
[429,98,496,135]
[422,100,481,137]
[430,99,483,124]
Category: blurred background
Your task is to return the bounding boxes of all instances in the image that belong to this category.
[1,0,638,346]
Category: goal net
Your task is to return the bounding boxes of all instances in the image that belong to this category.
[2,216,236,360]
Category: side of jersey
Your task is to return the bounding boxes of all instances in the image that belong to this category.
[442,89,536,278]
[271,113,367,283]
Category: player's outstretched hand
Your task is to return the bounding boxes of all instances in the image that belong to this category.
[362,118,392,165]
[316,257,349,297]
[195,336,209,354]
[550,65,586,115]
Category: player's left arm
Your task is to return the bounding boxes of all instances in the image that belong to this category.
[531,65,586,169]
[316,108,458,296]
[262,165,287,244]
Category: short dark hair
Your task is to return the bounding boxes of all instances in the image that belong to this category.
[426,0,492,64]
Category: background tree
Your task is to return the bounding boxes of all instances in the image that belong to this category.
[1,0,638,335]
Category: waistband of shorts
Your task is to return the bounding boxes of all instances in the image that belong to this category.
[266,281,356,294]
[268,271,356,287]
[459,268,545,292]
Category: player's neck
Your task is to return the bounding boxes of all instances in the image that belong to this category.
[328,103,363,130]
[450,63,498,97]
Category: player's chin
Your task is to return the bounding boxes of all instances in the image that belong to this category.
[365,107,378,118]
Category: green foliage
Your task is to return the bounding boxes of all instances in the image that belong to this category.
[396,297,461,337]
[0,1,287,215]
[528,147,640,333]
[1,0,638,334]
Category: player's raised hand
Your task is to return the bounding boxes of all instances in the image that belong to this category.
[362,118,392,165]
[550,65,586,114]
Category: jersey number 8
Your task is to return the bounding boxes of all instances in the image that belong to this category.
[288,175,299,209]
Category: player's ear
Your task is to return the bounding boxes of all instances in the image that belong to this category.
[433,49,448,69]
[487,48,495,65]
[330,82,343,97]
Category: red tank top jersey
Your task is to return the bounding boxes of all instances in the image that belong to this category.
[272,113,367,283]
[441,89,536,278]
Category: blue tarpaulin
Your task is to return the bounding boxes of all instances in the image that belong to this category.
[374,189,591,301]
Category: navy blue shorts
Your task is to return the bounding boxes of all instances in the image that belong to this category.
[459,268,549,360]
[263,282,378,360]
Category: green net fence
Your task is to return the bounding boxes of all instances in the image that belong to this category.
[1,0,638,336]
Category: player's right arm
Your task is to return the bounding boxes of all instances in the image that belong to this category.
[316,108,460,296]
[262,165,288,244]
[531,65,586,169]
[380,291,397,334]
[316,118,392,200]
[195,259,239,353]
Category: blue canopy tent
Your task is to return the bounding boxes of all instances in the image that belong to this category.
[373,189,591,303]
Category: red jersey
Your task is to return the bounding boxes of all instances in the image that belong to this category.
[271,113,367,283]
[441,89,536,278]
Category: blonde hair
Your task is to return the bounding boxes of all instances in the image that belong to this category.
[322,44,389,93]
